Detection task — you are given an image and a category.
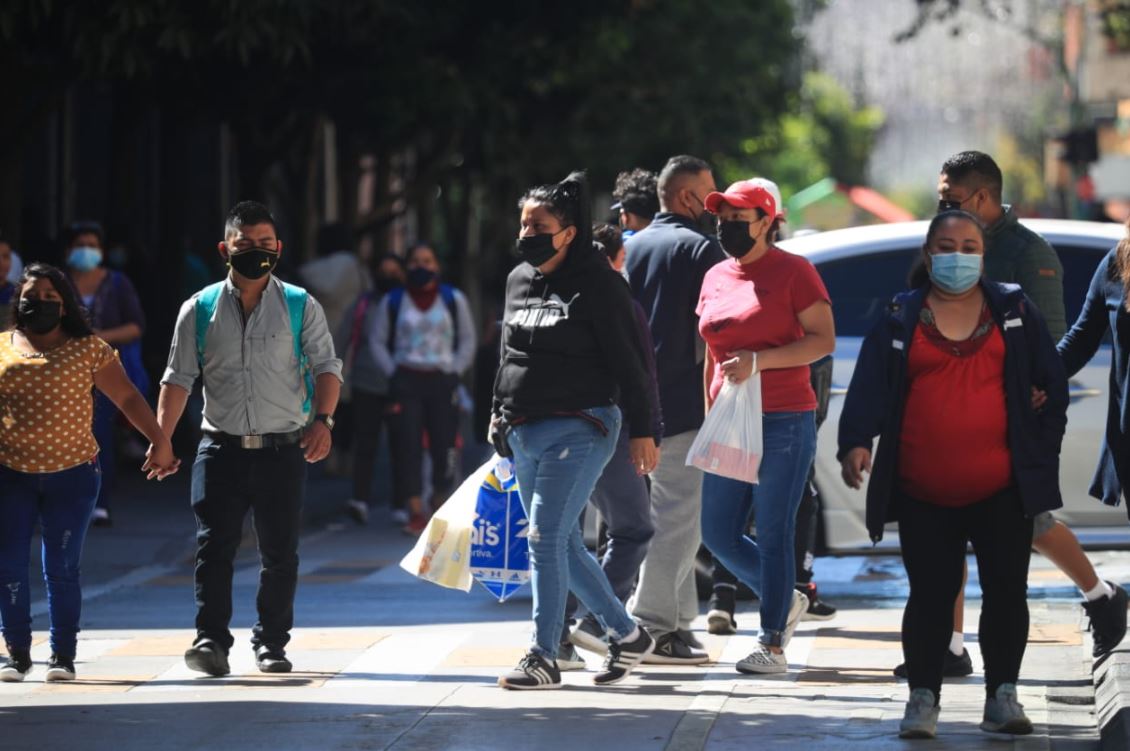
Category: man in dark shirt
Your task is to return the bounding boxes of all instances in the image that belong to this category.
[622,155,724,663]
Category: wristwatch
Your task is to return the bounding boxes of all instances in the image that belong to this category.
[314,413,336,430]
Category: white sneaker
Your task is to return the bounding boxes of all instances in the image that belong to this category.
[556,643,587,671]
[390,509,410,525]
[782,589,807,647]
[735,644,787,674]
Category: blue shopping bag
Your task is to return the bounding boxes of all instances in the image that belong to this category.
[469,457,531,602]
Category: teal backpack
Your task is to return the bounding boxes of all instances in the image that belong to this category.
[194,281,314,415]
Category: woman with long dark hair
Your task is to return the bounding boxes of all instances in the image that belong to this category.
[838,211,1067,739]
[0,264,176,682]
[491,172,659,689]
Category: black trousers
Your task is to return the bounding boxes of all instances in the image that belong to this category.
[389,370,460,508]
[898,487,1033,699]
[190,436,307,651]
[350,391,393,504]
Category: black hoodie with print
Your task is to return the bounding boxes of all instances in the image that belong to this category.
[493,240,654,439]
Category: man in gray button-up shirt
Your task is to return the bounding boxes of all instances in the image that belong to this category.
[156,200,343,678]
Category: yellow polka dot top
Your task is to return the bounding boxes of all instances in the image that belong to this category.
[0,333,119,473]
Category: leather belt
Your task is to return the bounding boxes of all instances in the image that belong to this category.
[204,430,304,450]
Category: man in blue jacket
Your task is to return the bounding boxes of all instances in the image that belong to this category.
[622,155,724,663]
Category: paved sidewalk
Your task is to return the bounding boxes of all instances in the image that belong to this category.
[1,513,1105,750]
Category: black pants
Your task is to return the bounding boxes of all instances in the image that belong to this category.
[190,436,307,651]
[389,370,460,509]
[899,487,1033,699]
[350,391,393,504]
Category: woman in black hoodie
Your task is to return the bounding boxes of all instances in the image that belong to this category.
[491,172,659,690]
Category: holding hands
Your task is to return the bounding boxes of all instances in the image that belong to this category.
[143,438,180,481]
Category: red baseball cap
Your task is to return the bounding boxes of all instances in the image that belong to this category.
[704,180,778,218]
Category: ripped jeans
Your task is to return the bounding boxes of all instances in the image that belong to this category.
[0,460,101,656]
[507,406,637,659]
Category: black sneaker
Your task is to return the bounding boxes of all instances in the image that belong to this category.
[345,499,369,526]
[676,629,705,650]
[45,654,75,682]
[184,638,231,677]
[594,628,655,685]
[1084,582,1128,658]
[707,587,738,635]
[893,648,974,679]
[642,630,709,665]
[498,650,561,690]
[569,614,609,655]
[0,647,32,682]
[797,582,837,622]
[255,645,293,673]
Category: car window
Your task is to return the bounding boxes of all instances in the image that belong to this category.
[815,248,920,337]
[1056,244,1110,328]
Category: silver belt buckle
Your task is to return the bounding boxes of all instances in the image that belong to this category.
[241,434,264,450]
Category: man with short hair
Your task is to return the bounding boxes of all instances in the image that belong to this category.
[158,201,343,677]
[617,155,723,664]
[903,151,1128,678]
[612,168,660,236]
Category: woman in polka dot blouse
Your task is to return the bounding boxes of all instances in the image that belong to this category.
[0,263,177,684]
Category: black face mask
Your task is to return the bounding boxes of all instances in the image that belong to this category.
[374,276,400,294]
[17,298,63,334]
[718,220,756,258]
[406,267,438,289]
[515,232,562,267]
[228,248,279,280]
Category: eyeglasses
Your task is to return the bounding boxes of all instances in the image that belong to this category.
[937,199,964,212]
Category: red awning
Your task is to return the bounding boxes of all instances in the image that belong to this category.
[838,184,916,223]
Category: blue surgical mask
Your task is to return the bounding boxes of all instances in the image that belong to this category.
[929,252,982,294]
[67,246,103,272]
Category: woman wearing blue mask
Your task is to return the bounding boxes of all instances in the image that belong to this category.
[65,221,148,527]
[369,243,476,535]
[837,210,1068,740]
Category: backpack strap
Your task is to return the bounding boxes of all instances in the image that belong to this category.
[386,286,405,351]
[193,282,226,370]
[280,281,314,415]
[440,284,459,343]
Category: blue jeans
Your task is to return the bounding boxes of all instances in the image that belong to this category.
[0,461,101,656]
[508,406,637,659]
[701,411,816,647]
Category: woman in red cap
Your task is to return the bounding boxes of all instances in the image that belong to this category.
[695,179,835,673]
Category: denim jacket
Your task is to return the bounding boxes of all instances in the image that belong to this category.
[837,280,1068,543]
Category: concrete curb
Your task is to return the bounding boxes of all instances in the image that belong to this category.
[1094,645,1130,750]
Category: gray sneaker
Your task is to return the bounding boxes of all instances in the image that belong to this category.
[556,642,587,671]
[980,683,1032,735]
[569,615,609,655]
[899,688,940,739]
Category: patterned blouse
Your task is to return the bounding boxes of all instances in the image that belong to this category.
[0,333,118,473]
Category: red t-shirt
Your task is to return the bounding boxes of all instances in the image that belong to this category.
[696,248,830,413]
[898,323,1012,506]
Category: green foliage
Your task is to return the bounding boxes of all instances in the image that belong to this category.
[718,72,885,198]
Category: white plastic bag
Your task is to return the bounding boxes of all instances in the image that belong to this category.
[685,374,763,484]
[399,455,498,591]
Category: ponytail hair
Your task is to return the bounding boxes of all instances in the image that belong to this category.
[518,171,593,255]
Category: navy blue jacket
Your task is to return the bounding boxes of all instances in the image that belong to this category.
[838,281,1068,543]
[624,213,725,437]
[1058,248,1130,510]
